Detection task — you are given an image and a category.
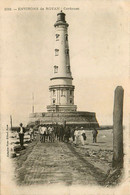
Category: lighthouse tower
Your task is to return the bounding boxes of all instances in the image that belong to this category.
[29,11,99,129]
[47,11,77,112]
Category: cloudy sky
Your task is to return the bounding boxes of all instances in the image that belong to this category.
[1,0,129,127]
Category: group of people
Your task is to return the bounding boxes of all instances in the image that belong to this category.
[17,123,98,149]
[38,125,98,146]
[38,125,55,143]
[38,124,70,143]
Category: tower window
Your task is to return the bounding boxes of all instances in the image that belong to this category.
[70,90,73,95]
[65,49,69,55]
[53,90,56,96]
[55,49,59,56]
[61,89,64,96]
[66,65,70,73]
[56,34,60,41]
[53,99,56,105]
[70,99,72,104]
[61,89,65,97]
[65,34,68,41]
[54,65,58,73]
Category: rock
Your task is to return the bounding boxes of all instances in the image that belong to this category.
[92,152,97,155]
[85,152,90,157]
[100,157,105,160]
[10,153,16,158]
[107,160,112,163]
[14,141,20,144]
[92,155,96,157]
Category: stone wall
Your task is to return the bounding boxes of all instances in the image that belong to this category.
[28,111,99,128]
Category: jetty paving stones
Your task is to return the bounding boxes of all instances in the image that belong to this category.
[11,129,118,186]
[14,139,106,186]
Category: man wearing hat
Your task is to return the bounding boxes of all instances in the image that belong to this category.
[92,128,98,143]
[17,123,26,149]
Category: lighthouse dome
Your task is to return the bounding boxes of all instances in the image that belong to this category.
[54,10,69,27]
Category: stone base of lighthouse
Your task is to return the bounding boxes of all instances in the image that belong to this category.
[28,111,99,128]
[47,105,77,112]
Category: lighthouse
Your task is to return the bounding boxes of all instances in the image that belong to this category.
[29,11,99,128]
[47,11,77,112]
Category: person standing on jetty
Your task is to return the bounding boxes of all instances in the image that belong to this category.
[48,125,55,142]
[39,125,47,143]
[74,127,84,146]
[38,125,42,142]
[74,127,78,145]
[29,126,34,142]
[92,128,98,143]
[17,123,26,149]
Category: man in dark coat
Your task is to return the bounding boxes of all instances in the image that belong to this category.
[92,128,98,143]
[64,126,71,142]
[17,123,26,149]
[59,125,64,142]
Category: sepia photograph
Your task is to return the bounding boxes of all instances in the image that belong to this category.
[1,0,130,194]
